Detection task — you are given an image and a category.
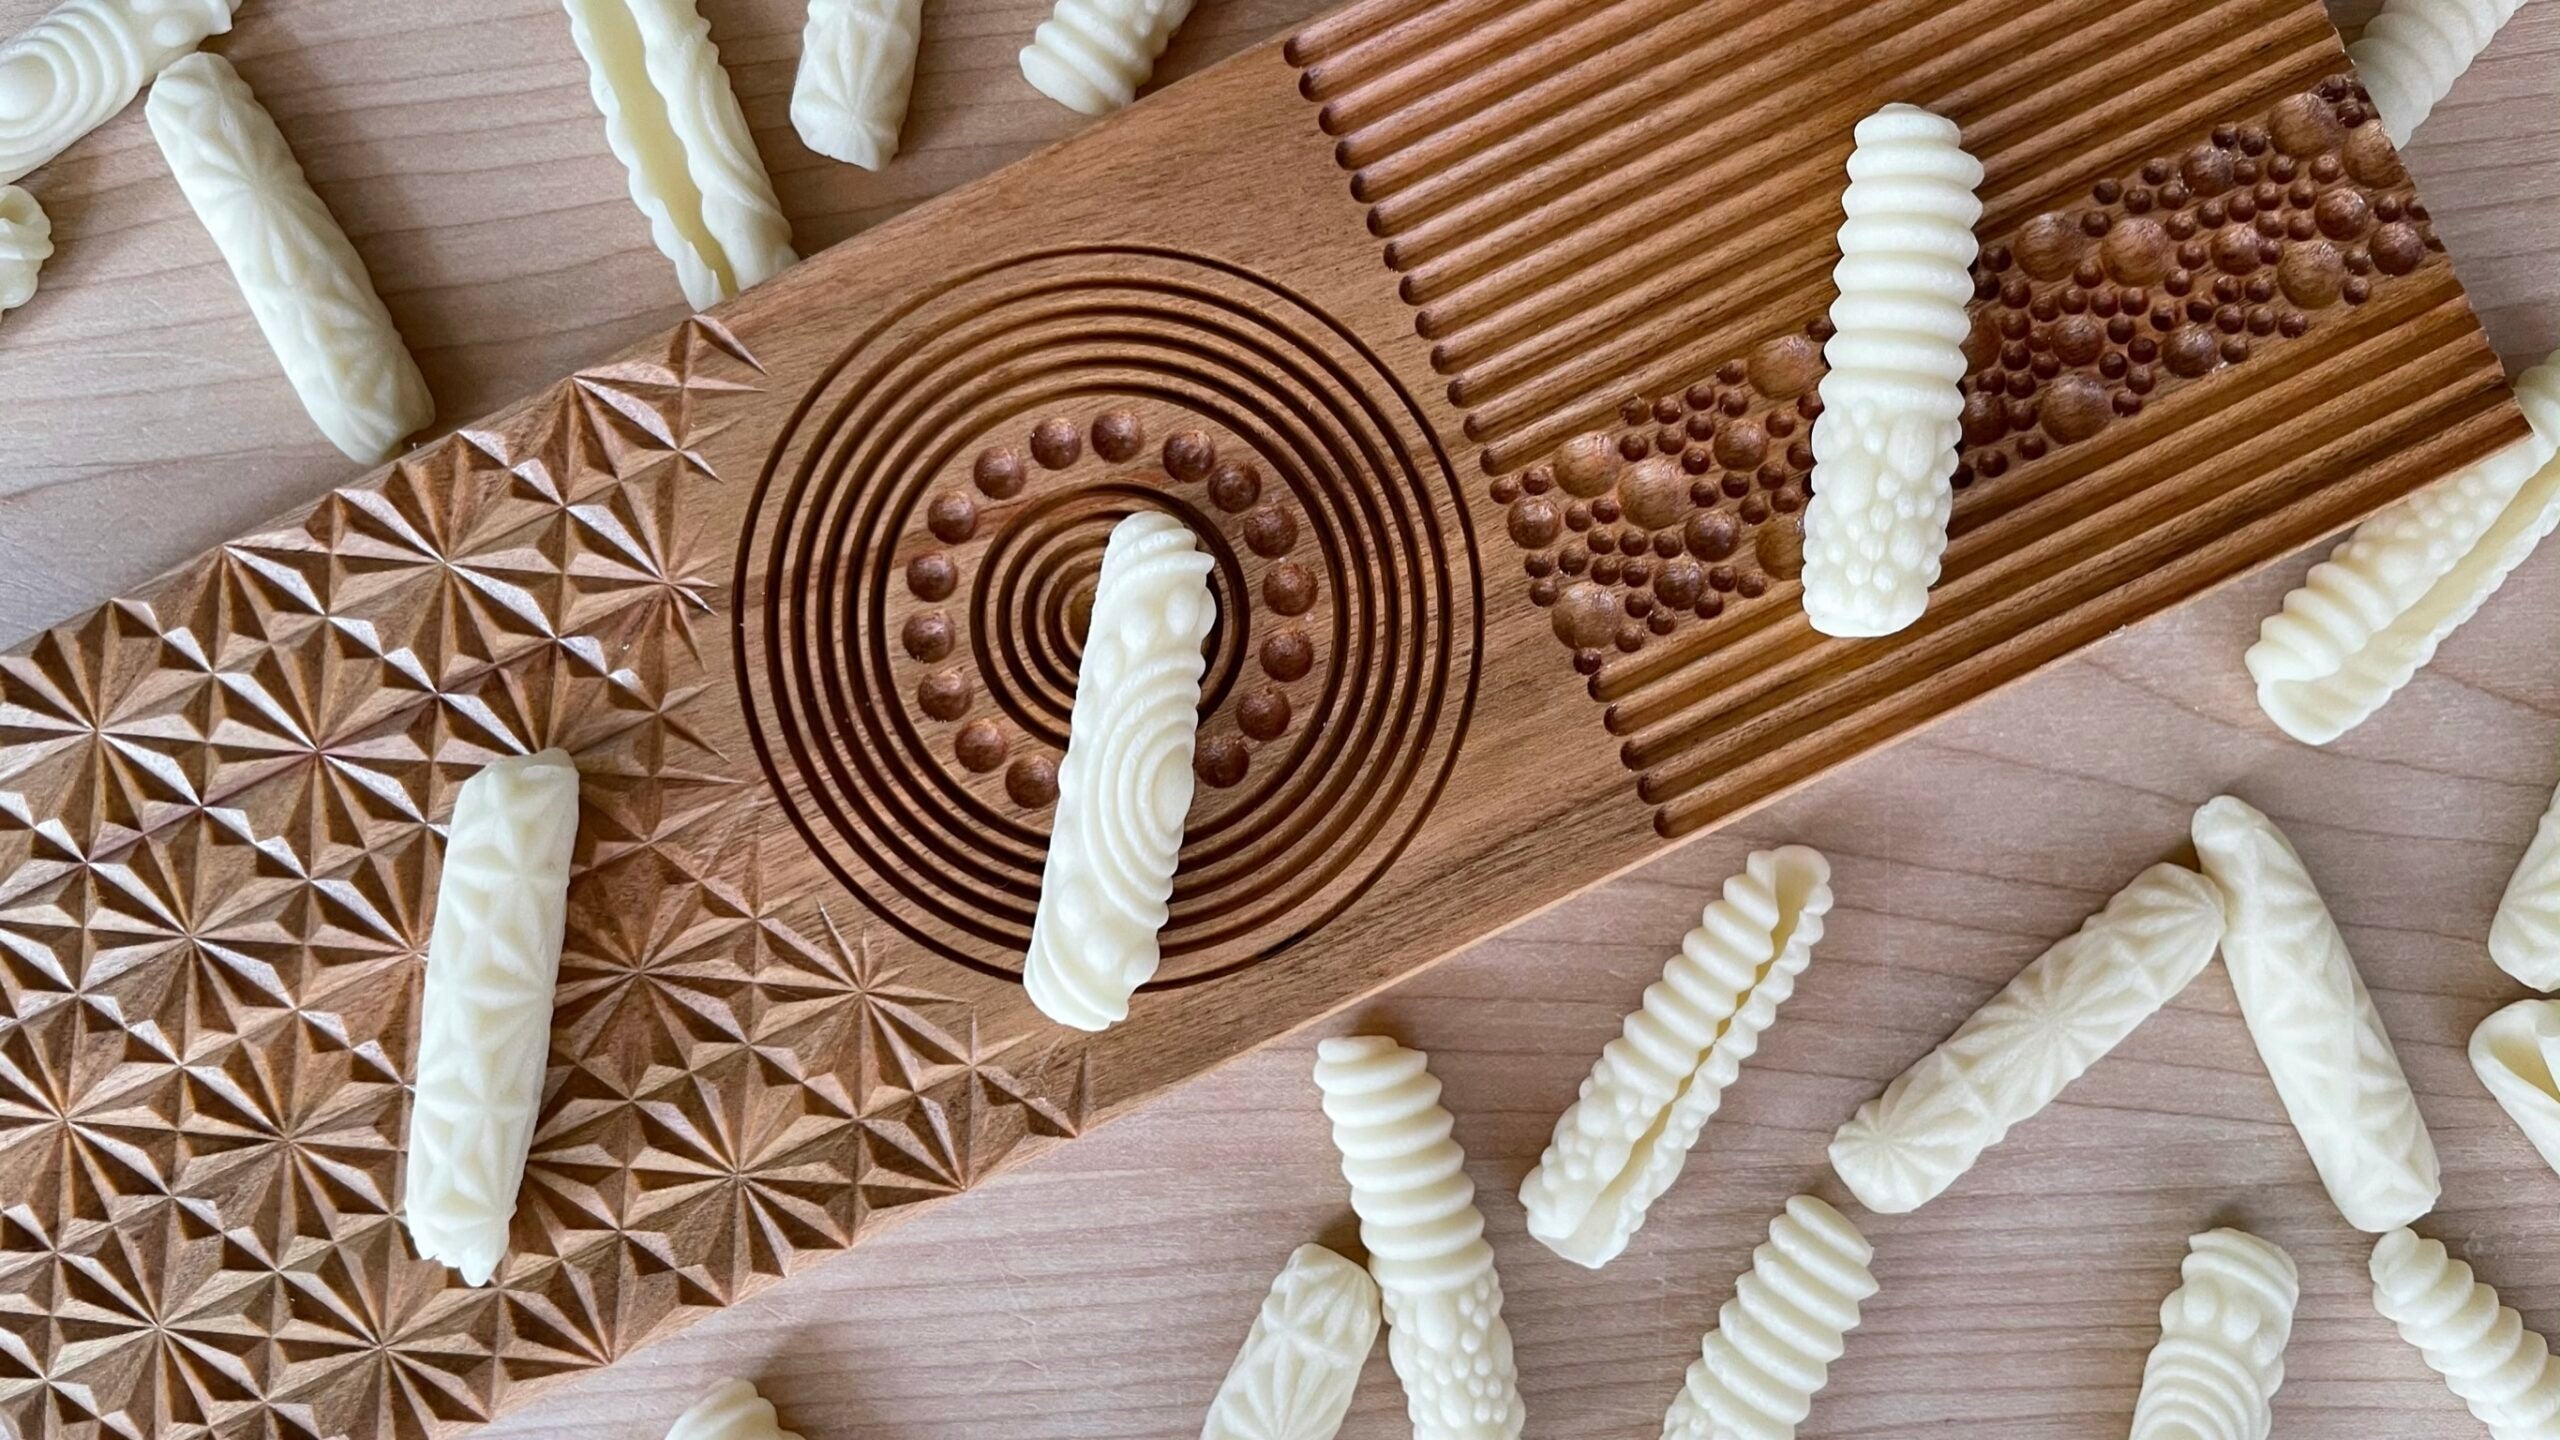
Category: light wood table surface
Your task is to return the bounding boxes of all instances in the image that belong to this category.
[7,0,2560,1435]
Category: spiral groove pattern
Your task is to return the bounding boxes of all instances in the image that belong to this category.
[0,0,235,185]
[1800,102,1982,638]
[1018,0,1197,115]
[1313,1036,1523,1440]
[0,184,50,313]
[1660,1195,1876,1440]
[2350,0,2528,144]
[2371,1229,2560,1438]
[2129,1229,2299,1440]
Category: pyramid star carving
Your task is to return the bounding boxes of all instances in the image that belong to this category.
[0,997,190,1233]
[28,1198,269,1439]
[0,603,213,863]
[270,1221,497,1440]
[174,1013,407,1269]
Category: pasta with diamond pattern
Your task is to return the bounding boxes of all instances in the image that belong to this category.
[1201,1244,1382,1440]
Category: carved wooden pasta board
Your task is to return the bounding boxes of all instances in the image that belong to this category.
[0,0,2521,1435]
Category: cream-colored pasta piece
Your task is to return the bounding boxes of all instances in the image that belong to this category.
[2470,1000,2560,1180]
[2127,1228,2299,1440]
[1828,863,2223,1215]
[563,0,798,309]
[1518,846,1833,1269]
[0,0,237,185]
[1313,1036,1524,1440]
[2190,795,2440,1232]
[401,749,581,1286]
[665,1379,806,1440]
[1800,101,1982,639]
[0,184,50,312]
[2491,768,2560,990]
[145,53,433,465]
[1024,512,1213,1032]
[1018,0,1197,115]
[1660,1194,1876,1440]
[2350,0,2529,145]
[2371,1228,2560,1438]
[791,0,922,169]
[2247,356,2560,744]
[1200,1244,1382,1440]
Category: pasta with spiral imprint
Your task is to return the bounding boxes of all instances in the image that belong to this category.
[2128,1228,2298,1440]
[1313,1036,1524,1440]
[1659,1194,1876,1440]
[1019,0,1198,115]
[0,0,239,185]
[2350,0,2530,145]
[1800,101,1982,639]
[1518,846,1832,1268]
[2370,1228,2560,1438]
[664,1380,805,1440]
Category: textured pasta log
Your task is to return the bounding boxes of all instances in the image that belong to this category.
[1200,1244,1382,1440]
[2371,1228,2560,1438]
[1828,863,2223,1215]
[2491,765,2560,989]
[1659,1195,1876,1440]
[665,1379,806,1440]
[401,750,581,1286]
[2247,356,2560,744]
[1800,102,1982,639]
[145,53,433,465]
[563,0,798,309]
[0,0,237,185]
[1018,0,1198,115]
[0,184,50,313]
[792,0,923,169]
[1313,1036,1524,1440]
[2128,1228,2299,1440]
[2191,795,2440,1232]
[2350,0,2529,145]
[1024,512,1214,1031]
[2470,1000,2560,1181]
[1518,846,1833,1268]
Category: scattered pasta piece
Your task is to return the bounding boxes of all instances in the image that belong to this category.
[2246,355,2560,744]
[1024,512,1214,1031]
[1660,1195,1875,1440]
[1828,863,2223,1214]
[1518,846,1833,1268]
[1313,1036,1524,1440]
[2470,1000,2560,1181]
[0,0,238,185]
[1200,1244,1382,1440]
[145,53,433,464]
[665,1379,805,1440]
[2128,1228,2298,1440]
[1800,101,1982,639]
[2371,1228,2560,1437]
[1019,0,1198,116]
[401,749,581,1286]
[792,0,923,169]
[2190,795,2440,1232]
[2350,0,2529,145]
[563,0,798,309]
[0,184,50,313]
[2491,766,2560,990]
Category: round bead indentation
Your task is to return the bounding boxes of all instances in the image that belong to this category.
[2370,222,2426,276]
[2182,144,2236,196]
[927,492,978,543]
[1620,456,1687,531]
[2042,374,2112,444]
[974,447,1028,498]
[2016,213,2084,280]
[1712,418,1768,472]
[918,667,972,721]
[902,610,955,662]
[2102,217,2173,285]
[2343,124,2404,187]
[1163,429,1216,482]
[1006,755,1059,808]
[2163,325,2220,378]
[908,552,958,601]
[1748,333,1825,399]
[1555,432,1620,497]
[1091,409,1144,462]
[1194,736,1249,787]
[954,719,1007,772]
[1238,687,1291,741]
[2278,241,2345,308]
[1031,417,1082,469]
[2048,314,2105,367]
[1509,496,1562,549]
[1261,627,1313,682]
[1208,459,1262,512]
[1685,508,1740,561]
[1552,580,1618,648]
[1264,561,1316,615]
[1756,519,1804,580]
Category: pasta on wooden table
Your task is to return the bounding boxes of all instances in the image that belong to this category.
[2349,0,2531,144]
[1659,1194,1875,1440]
[2127,1228,2298,1440]
[2469,1000,2560,1182]
[792,0,924,169]
[0,184,48,313]
[1200,1245,1381,1440]
[0,0,238,184]
[1518,846,1832,1268]
[2492,755,2560,989]
[663,1380,806,1440]
[2370,1229,2560,1438]
[1019,0,1199,115]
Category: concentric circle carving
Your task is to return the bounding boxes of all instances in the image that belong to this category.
[739,247,1478,985]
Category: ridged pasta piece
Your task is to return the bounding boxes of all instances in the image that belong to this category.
[562,0,798,309]
[0,0,238,185]
[2246,356,2560,744]
[1659,1195,1876,1440]
[401,750,582,1286]
[1518,846,1833,1268]
[145,53,433,464]
[2371,1228,2560,1438]
[791,0,923,169]
[1313,1036,1524,1440]
[1800,101,1982,639]
[1828,863,2223,1214]
[1200,1244,1382,1440]
[2349,0,2529,145]
[2470,1000,2560,1180]
[1024,512,1214,1031]
[665,1379,806,1440]
[1018,0,1199,116]
[2127,1228,2299,1440]
[2491,765,2560,990]
[0,185,50,313]
[2190,796,2440,1232]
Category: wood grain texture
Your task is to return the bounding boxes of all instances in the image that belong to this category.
[4,2,2560,1440]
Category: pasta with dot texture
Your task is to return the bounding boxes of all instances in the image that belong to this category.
[2128,1228,2298,1440]
[2350,0,2529,145]
[1800,102,1982,639]
[1518,846,1831,1267]
[2247,355,2560,744]
[1019,0,1198,115]
[1313,1036,1524,1440]
[2370,1228,2560,1439]
[1659,1195,1876,1440]
[1200,1245,1381,1440]
[664,1380,806,1440]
